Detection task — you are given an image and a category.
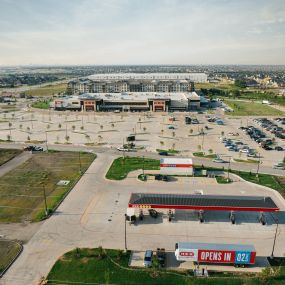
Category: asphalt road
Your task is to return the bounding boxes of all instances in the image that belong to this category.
[0,142,284,176]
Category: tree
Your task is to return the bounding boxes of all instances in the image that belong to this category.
[189,129,193,135]
[172,131,175,138]
[80,126,84,130]
[208,149,213,154]
[7,134,11,141]
[234,79,247,88]
[172,143,176,150]
[19,124,23,129]
[161,129,164,135]
[27,135,31,141]
[198,145,201,151]
[72,125,76,131]
[160,141,164,147]
[221,131,225,136]
[232,89,241,98]
[143,127,146,132]
[100,125,103,130]
[65,135,70,142]
[111,123,115,128]
[47,124,50,129]
[58,123,62,128]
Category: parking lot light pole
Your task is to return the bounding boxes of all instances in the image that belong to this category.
[78,152,82,175]
[271,219,279,259]
[45,131,48,152]
[43,185,48,216]
[256,153,261,178]
[227,157,231,182]
[124,214,127,251]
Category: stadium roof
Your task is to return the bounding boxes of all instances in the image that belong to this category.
[128,193,279,212]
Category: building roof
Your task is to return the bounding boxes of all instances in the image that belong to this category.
[128,193,279,212]
[160,158,193,165]
[176,242,255,252]
[77,92,200,102]
[88,73,207,81]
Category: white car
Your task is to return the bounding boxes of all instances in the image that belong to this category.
[212,158,226,163]
[273,164,285,170]
[240,149,249,153]
[117,147,130,152]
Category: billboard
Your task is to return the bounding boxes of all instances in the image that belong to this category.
[176,249,198,261]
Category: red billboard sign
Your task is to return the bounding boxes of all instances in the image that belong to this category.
[198,250,235,263]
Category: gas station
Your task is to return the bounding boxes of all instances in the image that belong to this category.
[127,193,280,225]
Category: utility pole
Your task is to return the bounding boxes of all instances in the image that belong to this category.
[43,185,48,216]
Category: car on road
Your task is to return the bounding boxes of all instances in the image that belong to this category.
[24,145,43,152]
[273,164,285,170]
[212,158,226,163]
[117,147,131,152]
[168,125,175,129]
[143,250,153,267]
[158,151,168,156]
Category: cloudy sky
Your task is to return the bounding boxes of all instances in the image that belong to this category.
[0,0,284,65]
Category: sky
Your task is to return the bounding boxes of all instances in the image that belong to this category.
[0,0,285,66]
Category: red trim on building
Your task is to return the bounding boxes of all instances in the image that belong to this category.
[128,203,279,212]
[160,164,193,168]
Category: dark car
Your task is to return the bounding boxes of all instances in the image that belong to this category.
[159,151,168,156]
[155,174,163,181]
[156,248,166,267]
[24,145,35,151]
[275,146,283,151]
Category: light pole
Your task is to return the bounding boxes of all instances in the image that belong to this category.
[43,185,48,216]
[78,152,82,175]
[271,219,279,259]
[124,213,127,251]
[256,152,261,178]
[227,156,231,182]
[45,131,48,152]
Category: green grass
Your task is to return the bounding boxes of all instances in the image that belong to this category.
[31,100,51,109]
[106,157,160,180]
[224,100,285,116]
[25,83,67,97]
[216,176,232,184]
[46,248,285,285]
[0,240,22,274]
[0,149,22,166]
[193,152,217,159]
[234,159,259,164]
[0,151,96,222]
[156,149,180,154]
[232,170,285,196]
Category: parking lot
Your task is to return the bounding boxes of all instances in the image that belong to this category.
[1,106,285,168]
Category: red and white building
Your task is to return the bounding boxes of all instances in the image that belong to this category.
[160,158,193,175]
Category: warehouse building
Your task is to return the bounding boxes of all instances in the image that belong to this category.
[51,92,207,112]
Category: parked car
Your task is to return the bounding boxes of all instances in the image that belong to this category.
[157,248,166,267]
[273,164,285,170]
[212,158,226,163]
[159,151,168,156]
[117,147,130,152]
[143,250,153,267]
[168,125,175,129]
[275,146,283,151]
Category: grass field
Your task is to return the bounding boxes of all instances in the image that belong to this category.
[25,83,67,97]
[31,99,51,109]
[0,240,22,275]
[193,152,217,159]
[224,100,284,116]
[0,149,22,166]
[0,151,95,222]
[46,248,284,285]
[105,156,160,180]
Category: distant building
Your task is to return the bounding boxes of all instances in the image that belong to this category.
[51,91,208,112]
[67,73,208,95]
